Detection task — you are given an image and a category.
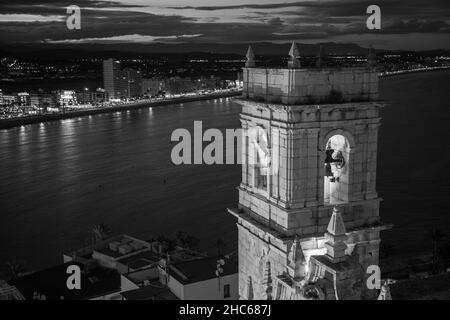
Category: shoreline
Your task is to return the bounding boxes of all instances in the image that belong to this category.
[0,90,242,130]
[379,66,450,78]
[2,67,449,130]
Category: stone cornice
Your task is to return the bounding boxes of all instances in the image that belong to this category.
[235,98,388,112]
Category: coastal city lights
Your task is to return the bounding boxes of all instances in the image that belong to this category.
[1,52,448,122]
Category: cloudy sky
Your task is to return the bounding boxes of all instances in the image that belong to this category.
[0,0,449,50]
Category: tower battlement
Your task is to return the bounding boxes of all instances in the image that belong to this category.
[243,67,379,105]
[242,42,379,105]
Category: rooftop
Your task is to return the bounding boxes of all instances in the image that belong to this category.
[95,235,150,257]
[122,267,159,285]
[168,256,238,285]
[9,262,120,300]
[117,250,160,270]
[64,234,152,261]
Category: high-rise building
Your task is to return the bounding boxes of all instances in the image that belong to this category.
[103,58,123,100]
[103,59,141,100]
[122,68,142,98]
[229,43,391,300]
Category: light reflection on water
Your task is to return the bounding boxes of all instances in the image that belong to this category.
[0,99,241,269]
[1,71,450,269]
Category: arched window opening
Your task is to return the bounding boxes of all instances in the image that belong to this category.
[250,126,270,190]
[324,134,350,204]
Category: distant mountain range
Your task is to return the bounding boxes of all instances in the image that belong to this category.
[1,42,448,59]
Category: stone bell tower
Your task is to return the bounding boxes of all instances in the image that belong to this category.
[229,42,391,300]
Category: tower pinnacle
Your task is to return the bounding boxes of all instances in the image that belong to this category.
[288,42,301,68]
[324,206,348,263]
[288,235,307,278]
[245,45,256,67]
[327,206,347,236]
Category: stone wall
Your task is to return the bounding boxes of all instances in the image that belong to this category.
[235,213,382,299]
[233,66,387,300]
[243,67,379,105]
[237,99,384,234]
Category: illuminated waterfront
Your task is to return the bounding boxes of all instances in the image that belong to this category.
[1,71,450,269]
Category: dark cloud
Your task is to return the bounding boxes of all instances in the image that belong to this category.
[383,19,450,34]
[0,0,449,50]
[169,0,450,24]
[0,10,198,43]
[166,1,359,11]
[0,0,144,14]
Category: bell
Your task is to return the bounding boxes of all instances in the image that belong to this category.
[325,149,345,167]
[325,149,335,178]
[325,149,336,164]
[325,149,343,182]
